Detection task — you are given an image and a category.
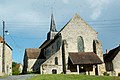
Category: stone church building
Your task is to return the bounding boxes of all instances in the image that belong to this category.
[23,14,105,75]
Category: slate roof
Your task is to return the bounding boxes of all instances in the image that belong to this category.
[69,52,102,65]
[0,36,13,50]
[39,33,62,49]
[38,33,62,59]
[26,48,41,59]
[50,13,57,32]
[39,39,53,49]
[104,45,120,62]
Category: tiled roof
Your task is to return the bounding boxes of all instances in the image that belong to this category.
[26,48,41,59]
[104,45,120,62]
[0,36,3,42]
[69,52,102,65]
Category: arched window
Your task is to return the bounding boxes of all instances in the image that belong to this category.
[52,69,57,74]
[93,40,100,54]
[77,36,84,52]
[93,40,97,54]
[55,57,58,65]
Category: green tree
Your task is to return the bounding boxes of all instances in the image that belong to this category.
[12,62,20,75]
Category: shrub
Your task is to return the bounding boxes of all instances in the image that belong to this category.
[103,72,110,76]
[12,70,20,75]
[60,72,64,74]
[27,71,37,74]
[12,62,20,75]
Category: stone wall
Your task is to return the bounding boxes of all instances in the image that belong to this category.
[112,51,120,76]
[0,43,12,76]
[93,40,106,75]
[60,14,97,53]
[4,44,12,75]
[0,44,3,76]
[41,36,63,74]
[60,14,105,75]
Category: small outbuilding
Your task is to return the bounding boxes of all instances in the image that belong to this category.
[104,45,120,76]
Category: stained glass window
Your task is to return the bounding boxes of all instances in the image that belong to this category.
[77,36,84,52]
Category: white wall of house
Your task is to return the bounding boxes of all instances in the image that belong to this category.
[0,43,12,76]
[5,44,12,75]
[0,44,3,76]
[19,64,23,73]
[112,51,120,76]
[27,59,37,72]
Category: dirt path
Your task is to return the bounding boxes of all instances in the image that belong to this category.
[0,74,37,80]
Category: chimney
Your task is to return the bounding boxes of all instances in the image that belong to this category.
[106,49,108,54]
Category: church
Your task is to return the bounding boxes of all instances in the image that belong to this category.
[23,13,105,75]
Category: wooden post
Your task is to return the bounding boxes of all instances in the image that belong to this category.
[2,21,5,73]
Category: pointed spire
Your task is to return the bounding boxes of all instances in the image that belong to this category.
[50,13,57,32]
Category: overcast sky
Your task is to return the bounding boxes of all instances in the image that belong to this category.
[0,0,120,64]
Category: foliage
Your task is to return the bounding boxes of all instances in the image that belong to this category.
[60,72,64,74]
[12,62,20,75]
[28,74,120,80]
[27,71,37,74]
[103,72,110,76]
[12,62,17,68]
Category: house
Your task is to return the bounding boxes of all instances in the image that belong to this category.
[0,36,12,76]
[18,63,23,73]
[104,45,120,76]
[22,48,41,73]
[31,13,105,75]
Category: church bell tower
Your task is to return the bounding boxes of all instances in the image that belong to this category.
[47,13,58,40]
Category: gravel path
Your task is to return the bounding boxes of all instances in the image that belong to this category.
[0,74,37,80]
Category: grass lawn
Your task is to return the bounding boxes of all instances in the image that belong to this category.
[28,74,120,80]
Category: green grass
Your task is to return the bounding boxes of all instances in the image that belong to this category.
[0,76,6,78]
[28,74,120,80]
